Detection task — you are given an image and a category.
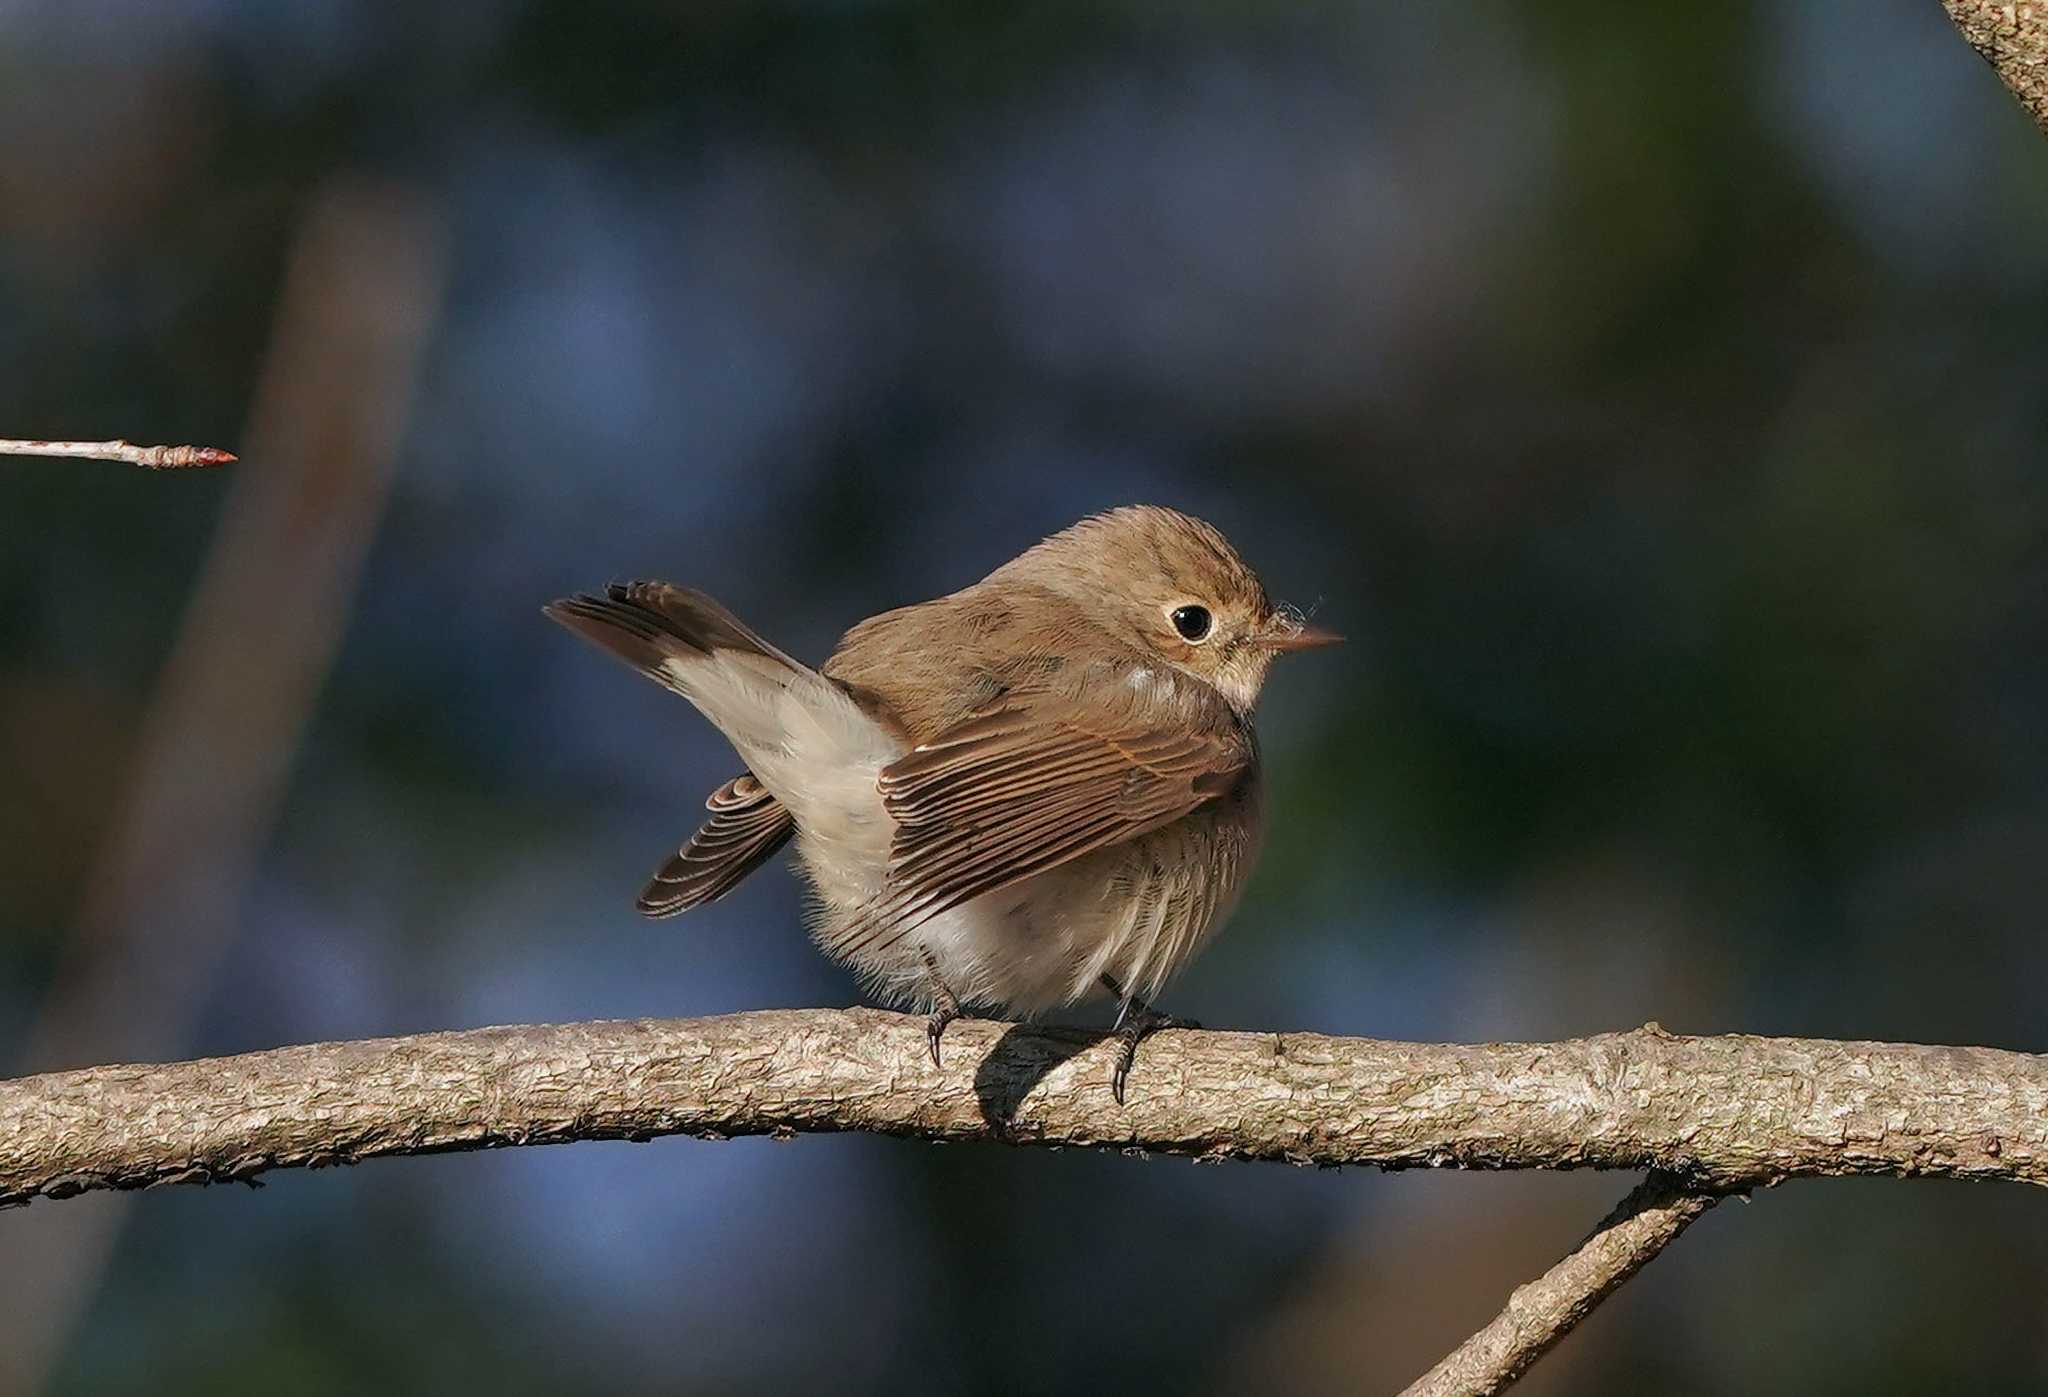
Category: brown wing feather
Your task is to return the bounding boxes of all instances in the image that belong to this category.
[639,774,794,918]
[836,701,1247,953]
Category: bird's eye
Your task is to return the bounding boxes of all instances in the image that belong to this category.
[1170,604,1214,643]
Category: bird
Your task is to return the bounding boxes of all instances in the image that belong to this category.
[545,505,1337,1100]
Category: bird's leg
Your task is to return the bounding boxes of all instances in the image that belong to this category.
[922,950,962,1067]
[1100,974,1202,1104]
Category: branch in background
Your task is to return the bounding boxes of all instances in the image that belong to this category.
[4,1009,2046,1209]
[1943,1,2048,135]
[1399,1172,1721,1397]
[0,438,236,468]
[0,178,445,1397]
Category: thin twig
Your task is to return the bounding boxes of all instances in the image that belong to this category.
[0,438,236,469]
[1399,1172,1722,1396]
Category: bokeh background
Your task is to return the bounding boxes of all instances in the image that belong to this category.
[4,2,2047,1393]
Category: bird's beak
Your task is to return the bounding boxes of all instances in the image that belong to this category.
[1262,614,1344,653]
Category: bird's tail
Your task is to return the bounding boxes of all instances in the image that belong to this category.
[546,581,803,679]
[545,582,900,846]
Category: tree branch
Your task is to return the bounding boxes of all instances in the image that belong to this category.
[0,438,235,468]
[1399,1172,1721,1397]
[1944,0,2048,135]
[3,1009,2045,1209]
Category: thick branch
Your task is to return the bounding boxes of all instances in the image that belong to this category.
[3,1010,2046,1209]
[1944,1,2048,135]
[1400,1172,1721,1397]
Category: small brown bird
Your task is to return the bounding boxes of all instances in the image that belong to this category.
[546,506,1336,1099]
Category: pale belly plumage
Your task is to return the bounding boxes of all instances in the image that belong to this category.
[794,767,1264,1014]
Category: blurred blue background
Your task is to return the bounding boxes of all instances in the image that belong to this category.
[4,2,2047,1392]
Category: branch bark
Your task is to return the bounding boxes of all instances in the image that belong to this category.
[4,1009,2045,1209]
[1944,1,2048,135]
[1399,1172,1721,1397]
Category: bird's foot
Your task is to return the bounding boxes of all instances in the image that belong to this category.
[923,953,963,1068]
[1101,975,1201,1104]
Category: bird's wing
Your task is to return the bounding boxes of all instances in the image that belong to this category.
[830,699,1248,956]
[638,774,794,918]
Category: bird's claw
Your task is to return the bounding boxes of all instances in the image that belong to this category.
[1109,1005,1200,1105]
[922,951,962,1068]
[926,1003,960,1067]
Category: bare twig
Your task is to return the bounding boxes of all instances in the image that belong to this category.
[0,438,235,468]
[1399,1172,1721,1397]
[3,1011,2046,1210]
[1943,0,2048,135]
